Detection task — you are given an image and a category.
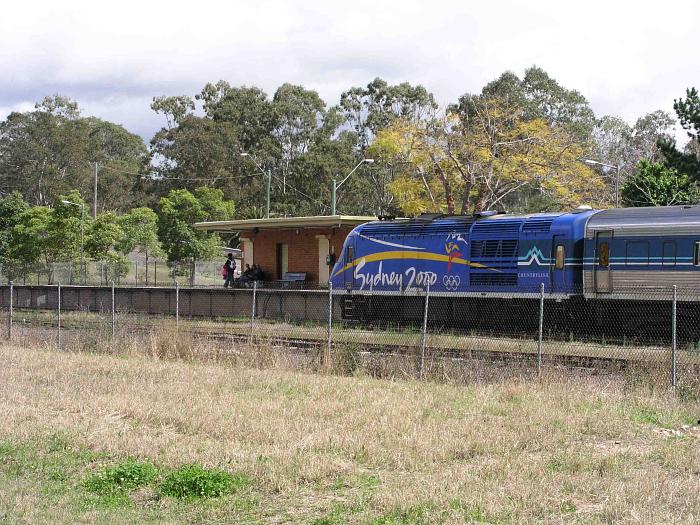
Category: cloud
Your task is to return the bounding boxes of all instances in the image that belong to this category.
[1,0,697,142]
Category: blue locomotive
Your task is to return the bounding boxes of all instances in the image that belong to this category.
[329,205,700,331]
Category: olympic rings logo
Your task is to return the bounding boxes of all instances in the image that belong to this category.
[443,275,461,290]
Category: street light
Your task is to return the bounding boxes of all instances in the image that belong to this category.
[61,199,85,284]
[240,152,272,218]
[581,158,621,208]
[331,159,375,216]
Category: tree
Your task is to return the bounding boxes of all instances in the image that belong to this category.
[197,82,277,152]
[87,118,150,212]
[149,114,242,197]
[150,95,196,129]
[150,82,358,217]
[674,87,700,139]
[271,83,331,198]
[590,111,675,202]
[337,78,438,213]
[85,212,123,260]
[659,87,700,180]
[0,192,30,278]
[115,207,163,285]
[481,66,596,140]
[621,161,700,207]
[375,94,604,216]
[3,206,54,279]
[338,78,438,149]
[3,191,87,283]
[0,96,148,210]
[157,188,234,284]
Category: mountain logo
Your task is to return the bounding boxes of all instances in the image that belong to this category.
[518,246,548,266]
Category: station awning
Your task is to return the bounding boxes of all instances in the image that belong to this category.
[193,215,376,232]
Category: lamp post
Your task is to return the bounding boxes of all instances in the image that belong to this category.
[240,152,272,218]
[61,199,85,284]
[93,162,99,219]
[581,158,621,208]
[332,159,374,216]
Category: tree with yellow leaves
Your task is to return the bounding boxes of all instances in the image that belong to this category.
[370,94,607,216]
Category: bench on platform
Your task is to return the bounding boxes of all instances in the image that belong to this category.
[276,272,307,289]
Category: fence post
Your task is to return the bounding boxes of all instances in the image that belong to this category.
[672,284,677,389]
[326,282,333,367]
[7,281,13,340]
[111,281,116,341]
[249,281,257,344]
[57,282,61,351]
[419,284,430,379]
[175,282,180,335]
[538,283,544,374]
[135,261,138,287]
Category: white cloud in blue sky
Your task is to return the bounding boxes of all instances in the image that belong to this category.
[1,0,697,142]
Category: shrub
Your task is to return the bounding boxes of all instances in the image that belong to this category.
[334,343,360,375]
[159,464,250,499]
[84,459,157,495]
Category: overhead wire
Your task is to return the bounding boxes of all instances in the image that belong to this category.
[100,163,253,182]
[99,161,333,211]
[266,171,330,211]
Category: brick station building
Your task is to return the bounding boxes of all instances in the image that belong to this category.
[193,215,375,286]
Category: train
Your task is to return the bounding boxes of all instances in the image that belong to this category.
[329,205,700,339]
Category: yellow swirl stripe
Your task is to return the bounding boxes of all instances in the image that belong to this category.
[331,250,495,279]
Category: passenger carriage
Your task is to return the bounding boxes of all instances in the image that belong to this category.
[583,205,700,300]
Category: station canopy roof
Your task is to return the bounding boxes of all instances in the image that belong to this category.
[193,215,377,233]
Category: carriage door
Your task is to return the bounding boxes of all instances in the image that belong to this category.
[550,235,566,292]
[594,231,613,293]
[344,240,355,289]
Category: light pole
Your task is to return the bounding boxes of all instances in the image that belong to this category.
[93,162,99,219]
[240,152,272,218]
[61,199,85,284]
[581,158,621,208]
[332,159,374,216]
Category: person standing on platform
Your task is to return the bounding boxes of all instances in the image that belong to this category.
[223,253,236,288]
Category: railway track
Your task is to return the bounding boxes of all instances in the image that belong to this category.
[7,315,691,374]
[186,328,633,372]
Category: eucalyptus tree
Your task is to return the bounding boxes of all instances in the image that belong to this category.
[337,78,438,214]
[0,96,147,210]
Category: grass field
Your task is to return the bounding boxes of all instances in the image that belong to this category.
[1,343,700,524]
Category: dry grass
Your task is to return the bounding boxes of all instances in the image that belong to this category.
[1,341,700,524]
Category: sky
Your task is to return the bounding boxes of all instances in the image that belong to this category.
[0,0,697,143]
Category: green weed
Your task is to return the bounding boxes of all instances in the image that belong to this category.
[83,459,157,495]
[159,464,251,499]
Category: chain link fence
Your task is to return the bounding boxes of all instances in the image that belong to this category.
[0,260,247,288]
[1,282,699,393]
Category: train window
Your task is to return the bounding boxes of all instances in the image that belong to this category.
[598,242,610,267]
[663,241,676,267]
[555,245,565,269]
[626,241,649,266]
[347,246,354,262]
[694,242,700,266]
